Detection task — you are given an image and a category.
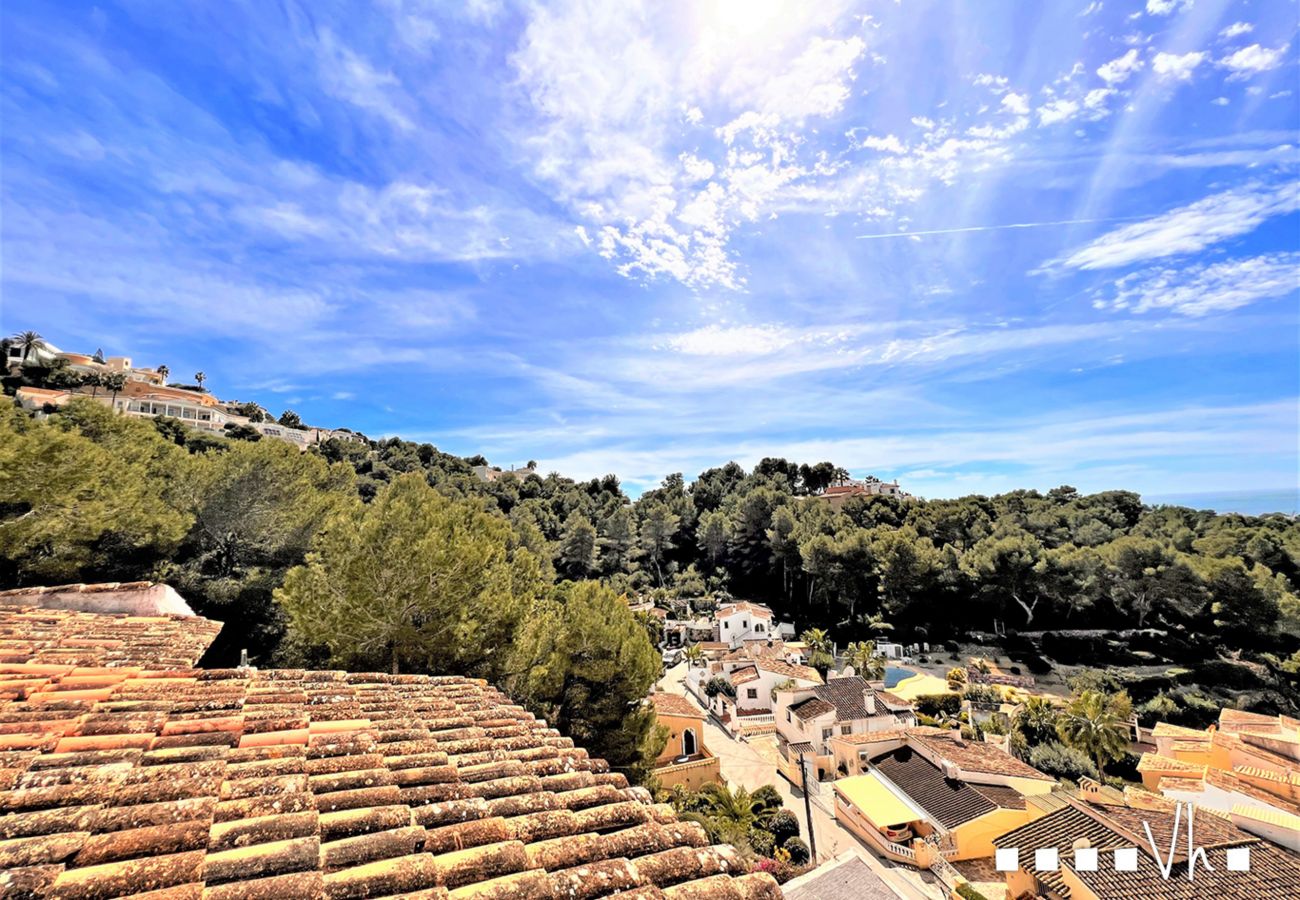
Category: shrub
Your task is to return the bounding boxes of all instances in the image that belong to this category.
[782,837,810,865]
[748,828,775,857]
[751,785,783,813]
[915,693,962,717]
[957,885,992,900]
[704,676,736,699]
[944,640,960,653]
[768,809,800,845]
[1009,666,1021,675]
[946,667,968,689]
[1028,741,1098,783]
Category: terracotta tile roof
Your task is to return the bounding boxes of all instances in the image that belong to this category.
[829,730,908,747]
[1137,752,1205,776]
[0,610,779,898]
[729,667,760,688]
[906,730,1054,782]
[1151,722,1208,740]
[869,746,995,828]
[970,783,1027,810]
[715,603,772,620]
[790,699,835,722]
[993,798,1300,899]
[752,659,820,684]
[0,604,222,670]
[650,694,705,720]
[812,677,906,721]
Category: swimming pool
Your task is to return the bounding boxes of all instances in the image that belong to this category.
[883,666,915,688]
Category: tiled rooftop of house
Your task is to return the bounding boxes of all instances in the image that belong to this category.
[714,603,771,620]
[728,666,759,688]
[751,659,820,683]
[868,746,1001,829]
[906,730,1054,782]
[649,693,705,720]
[812,677,902,721]
[993,794,1300,898]
[789,698,835,722]
[0,588,780,900]
[0,602,222,670]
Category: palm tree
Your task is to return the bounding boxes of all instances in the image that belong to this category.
[845,641,885,679]
[103,373,127,408]
[683,645,705,668]
[194,371,206,391]
[1012,696,1059,747]
[700,783,767,832]
[157,364,169,381]
[800,627,834,674]
[1056,690,1130,777]
[84,371,104,398]
[11,330,45,364]
[864,612,894,634]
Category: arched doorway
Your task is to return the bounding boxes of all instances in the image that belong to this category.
[682,728,698,756]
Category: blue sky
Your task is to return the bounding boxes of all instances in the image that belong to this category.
[2,0,1297,499]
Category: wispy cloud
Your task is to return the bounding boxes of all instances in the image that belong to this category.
[1046,183,1300,271]
[1094,253,1300,316]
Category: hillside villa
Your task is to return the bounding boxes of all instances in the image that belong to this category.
[713,601,796,648]
[647,692,721,790]
[1138,708,1300,851]
[9,339,360,449]
[992,780,1300,898]
[774,675,917,783]
[816,478,909,509]
[830,728,1056,864]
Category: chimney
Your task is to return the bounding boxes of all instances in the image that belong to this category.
[864,688,877,715]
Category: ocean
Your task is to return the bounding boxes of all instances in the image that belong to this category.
[1143,488,1299,517]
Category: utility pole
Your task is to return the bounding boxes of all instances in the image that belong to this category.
[799,752,819,862]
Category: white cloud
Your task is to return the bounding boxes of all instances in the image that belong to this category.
[509,1,870,290]
[1211,96,1229,106]
[664,323,804,356]
[1152,51,1206,81]
[1097,49,1144,85]
[1084,88,1116,117]
[1080,2,1103,16]
[1145,0,1189,16]
[1219,22,1253,39]
[1038,99,1080,126]
[331,391,356,400]
[855,133,907,154]
[1219,44,1289,79]
[315,29,413,131]
[1095,253,1300,316]
[1049,182,1300,270]
[1001,92,1030,115]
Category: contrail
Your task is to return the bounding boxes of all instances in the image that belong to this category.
[854,215,1146,240]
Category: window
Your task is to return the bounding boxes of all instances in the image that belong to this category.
[786,711,792,722]
[746,689,757,699]
[822,728,833,741]
[755,623,765,633]
[841,725,852,735]
[723,621,728,630]
[682,729,697,756]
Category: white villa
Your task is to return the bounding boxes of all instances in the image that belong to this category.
[713,601,795,649]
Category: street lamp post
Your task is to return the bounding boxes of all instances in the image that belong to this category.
[798,751,819,863]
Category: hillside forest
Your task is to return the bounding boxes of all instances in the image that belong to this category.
[3,398,1298,779]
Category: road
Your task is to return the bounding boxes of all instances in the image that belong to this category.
[657,663,944,900]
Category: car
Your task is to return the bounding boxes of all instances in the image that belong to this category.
[661,648,683,667]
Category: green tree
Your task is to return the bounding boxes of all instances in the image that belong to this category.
[278,473,542,677]
[1056,689,1132,777]
[845,640,885,679]
[684,644,706,668]
[11,330,46,364]
[698,509,729,570]
[598,506,637,575]
[801,627,834,674]
[1100,537,1203,627]
[0,401,193,583]
[638,501,680,585]
[556,512,597,579]
[194,370,207,390]
[507,581,665,780]
[1013,696,1059,747]
[962,530,1046,626]
[103,373,127,407]
[278,409,304,429]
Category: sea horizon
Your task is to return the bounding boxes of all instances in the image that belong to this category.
[1144,488,1299,518]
